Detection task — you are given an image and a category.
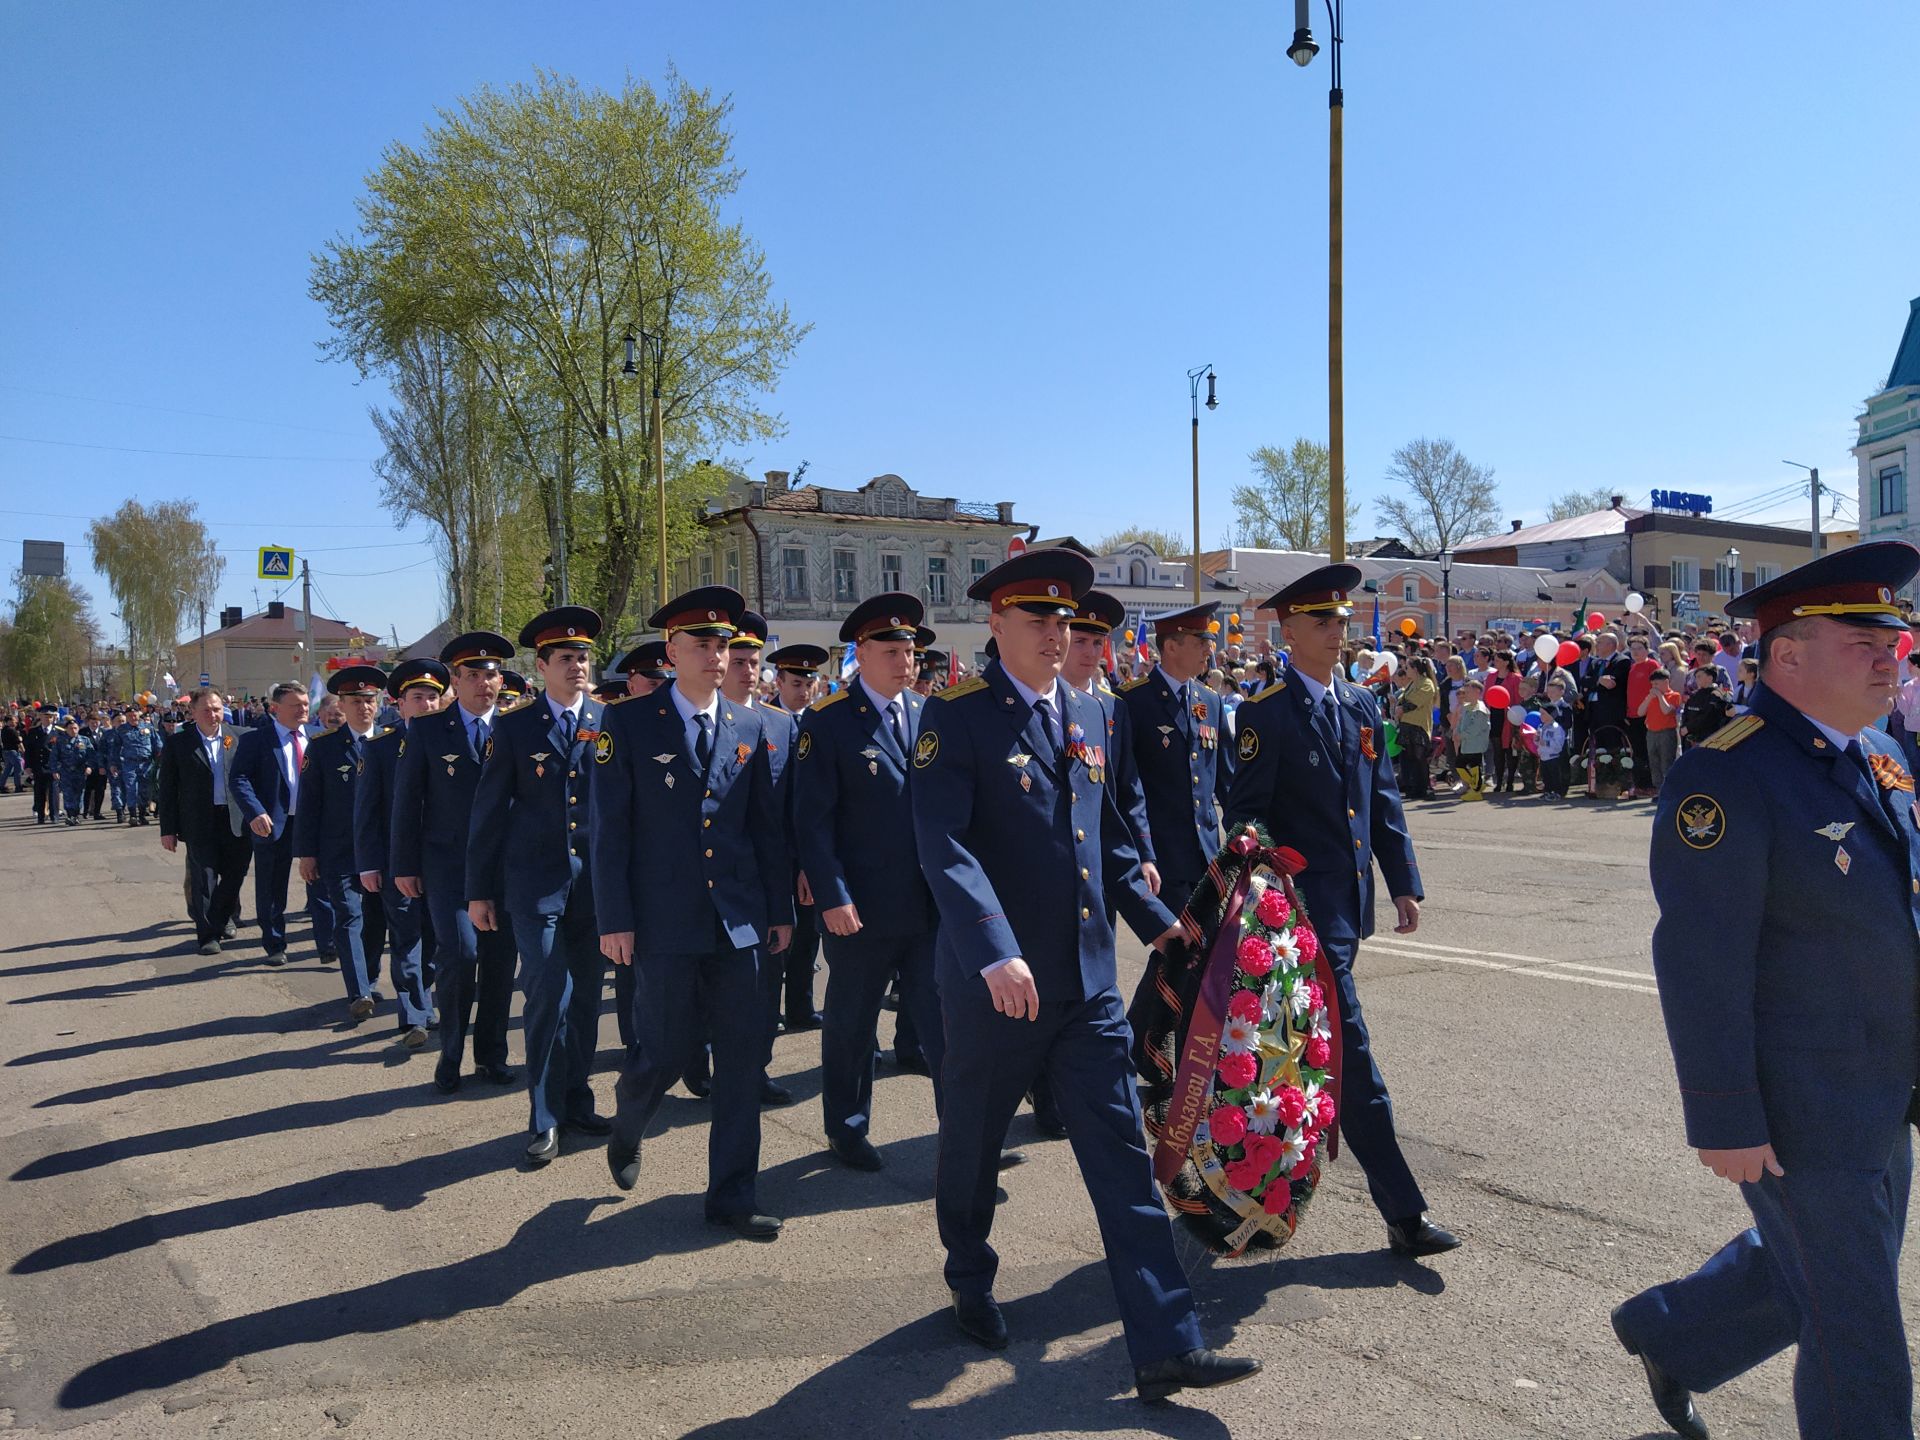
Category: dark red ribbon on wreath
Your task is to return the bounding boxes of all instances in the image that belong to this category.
[1153,830,1337,1184]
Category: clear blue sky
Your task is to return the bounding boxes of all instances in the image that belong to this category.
[4,1,1916,647]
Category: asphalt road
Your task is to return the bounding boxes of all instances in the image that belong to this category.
[0,783,1907,1438]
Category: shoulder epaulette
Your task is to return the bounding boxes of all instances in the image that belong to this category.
[937,676,989,701]
[1700,715,1764,752]
[810,690,849,712]
[1096,678,1114,695]
[1118,675,1151,693]
[606,693,635,706]
[1252,679,1288,702]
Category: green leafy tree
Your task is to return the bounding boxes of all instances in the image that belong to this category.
[85,500,223,693]
[1093,526,1190,557]
[1375,437,1502,553]
[1231,439,1357,551]
[1547,486,1617,521]
[311,68,808,651]
[1,573,99,700]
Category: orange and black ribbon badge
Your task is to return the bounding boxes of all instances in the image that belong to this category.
[1359,726,1376,761]
[1869,752,1915,793]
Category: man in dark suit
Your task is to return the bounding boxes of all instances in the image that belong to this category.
[765,642,828,1033]
[468,606,611,1168]
[390,633,518,1094]
[1582,629,1632,767]
[230,681,313,964]
[1116,601,1233,915]
[591,585,794,1241]
[24,711,57,823]
[157,687,251,955]
[1613,543,1920,1440]
[912,549,1259,1403]
[355,659,449,1052]
[294,665,399,1026]
[791,595,939,1172]
[1225,564,1461,1261]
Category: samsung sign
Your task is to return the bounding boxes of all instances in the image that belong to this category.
[1651,490,1714,516]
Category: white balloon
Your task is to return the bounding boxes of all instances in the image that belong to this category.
[1533,633,1559,663]
[1624,592,1646,614]
[1378,651,1399,677]
[1506,704,1526,721]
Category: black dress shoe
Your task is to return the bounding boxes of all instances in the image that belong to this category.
[829,1134,884,1171]
[197,939,221,956]
[951,1291,1008,1351]
[477,1063,517,1086]
[221,920,237,939]
[349,995,375,1020]
[318,948,339,963]
[893,1048,931,1075]
[1612,1306,1710,1440]
[683,1055,712,1098]
[433,1067,462,1095]
[525,1128,559,1165]
[760,1079,795,1107]
[997,1149,1027,1171]
[1028,1089,1069,1139]
[608,1141,640,1191]
[1134,1348,1263,1405]
[707,1211,782,1241]
[1386,1213,1463,1257]
[564,1112,613,1137]
[785,1010,824,1031]
[263,950,287,967]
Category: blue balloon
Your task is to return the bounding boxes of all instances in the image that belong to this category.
[1349,660,1366,680]
[1525,710,1543,727]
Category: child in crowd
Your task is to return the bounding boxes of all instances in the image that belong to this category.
[1455,679,1491,796]
[1537,677,1574,797]
[1640,666,1682,793]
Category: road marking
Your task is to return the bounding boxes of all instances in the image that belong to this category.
[1414,837,1643,866]
[1364,937,1659,996]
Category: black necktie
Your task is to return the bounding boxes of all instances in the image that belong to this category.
[885,699,906,756]
[695,713,714,772]
[1033,696,1062,769]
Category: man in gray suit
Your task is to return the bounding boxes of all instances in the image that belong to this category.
[157,687,252,956]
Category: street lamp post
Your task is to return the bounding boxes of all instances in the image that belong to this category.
[1438,547,1453,642]
[1724,546,1741,604]
[1187,364,1217,603]
[625,330,671,615]
[1289,0,1346,563]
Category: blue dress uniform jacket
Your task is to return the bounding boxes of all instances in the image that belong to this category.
[1224,672,1423,946]
[588,693,792,947]
[1618,684,1920,1438]
[1221,668,1429,1224]
[911,665,1201,1368]
[467,695,606,1136]
[1091,680,1155,866]
[389,704,513,1078]
[792,683,942,1144]
[230,722,302,955]
[292,725,389,1009]
[1117,671,1230,896]
[353,723,434,1029]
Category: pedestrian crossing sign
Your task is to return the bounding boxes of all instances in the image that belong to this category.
[258,546,294,579]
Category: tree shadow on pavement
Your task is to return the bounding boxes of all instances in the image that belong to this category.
[9,1003,388,1067]
[31,1025,409,1108]
[6,949,312,1006]
[0,921,192,973]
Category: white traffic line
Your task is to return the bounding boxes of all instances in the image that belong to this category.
[1363,936,1660,996]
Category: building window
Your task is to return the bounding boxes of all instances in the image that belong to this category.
[880,552,902,592]
[1712,558,1736,595]
[1877,464,1907,518]
[1402,580,1417,603]
[1669,557,1698,593]
[725,546,740,590]
[1754,562,1781,586]
[698,551,713,588]
[833,548,859,604]
[928,557,950,607]
[782,547,809,603]
[971,556,990,590]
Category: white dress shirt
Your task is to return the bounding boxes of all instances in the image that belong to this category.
[669,684,721,762]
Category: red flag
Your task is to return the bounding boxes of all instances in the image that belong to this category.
[947,648,959,687]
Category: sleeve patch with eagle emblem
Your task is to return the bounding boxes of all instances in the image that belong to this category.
[1676,794,1726,850]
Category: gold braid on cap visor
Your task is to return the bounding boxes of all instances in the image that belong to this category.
[1286,597,1351,614]
[1788,602,1904,619]
[997,593,1073,608]
[665,622,738,639]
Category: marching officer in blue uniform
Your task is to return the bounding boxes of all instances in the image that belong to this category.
[912,549,1260,1402]
[590,585,794,1241]
[96,713,125,821]
[293,665,397,1025]
[792,595,941,1172]
[390,632,517,1095]
[767,642,828,1031]
[116,708,158,825]
[1116,601,1232,914]
[614,641,672,699]
[355,659,450,1050]
[1612,542,1920,1440]
[53,718,94,827]
[468,606,611,1168]
[498,670,529,710]
[1224,564,1460,1260]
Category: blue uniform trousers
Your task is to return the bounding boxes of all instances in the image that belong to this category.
[381,890,433,1029]
[320,873,385,1006]
[1320,936,1427,1223]
[821,930,941,1142]
[59,772,85,816]
[612,959,636,1052]
[509,891,604,1135]
[937,984,1203,1368]
[426,892,513,1074]
[309,881,336,954]
[1617,1135,1913,1440]
[252,829,295,954]
[613,938,763,1218]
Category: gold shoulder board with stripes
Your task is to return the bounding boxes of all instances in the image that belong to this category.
[1700,715,1764,752]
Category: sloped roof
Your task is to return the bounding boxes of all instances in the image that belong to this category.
[187,606,374,647]
[397,619,456,662]
[1453,507,1645,552]
[1888,296,1920,391]
[1198,547,1622,608]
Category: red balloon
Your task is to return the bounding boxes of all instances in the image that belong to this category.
[1900,631,1915,663]
[1587,612,1606,630]
[1483,685,1511,711]
[1555,640,1582,667]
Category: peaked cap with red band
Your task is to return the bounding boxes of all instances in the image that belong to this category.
[1726,540,1919,635]
[1151,600,1219,639]
[439,630,514,670]
[839,591,925,644]
[386,659,451,698]
[326,663,388,698]
[518,605,601,651]
[967,548,1093,616]
[1071,589,1127,634]
[1260,563,1363,620]
[647,585,744,640]
[729,610,770,651]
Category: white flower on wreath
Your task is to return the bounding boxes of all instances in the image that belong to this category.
[1278,1126,1311,1172]
[1245,1089,1281,1135]
[1270,930,1300,968]
[1308,1009,1331,1042]
[1302,1079,1323,1107]
[1289,981,1313,1018]
[1260,980,1287,1026]
[1220,1012,1258,1055]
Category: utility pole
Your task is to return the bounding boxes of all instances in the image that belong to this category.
[1784,461,1822,560]
[301,558,313,682]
